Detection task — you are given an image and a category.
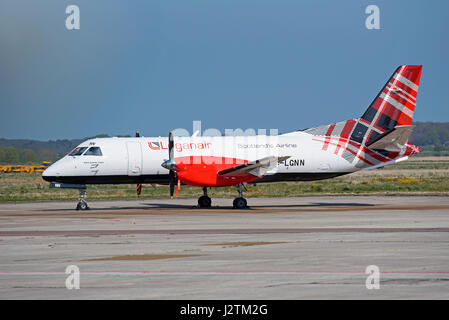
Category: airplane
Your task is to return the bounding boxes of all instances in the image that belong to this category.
[42,65,423,210]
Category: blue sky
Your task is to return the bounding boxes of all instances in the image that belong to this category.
[0,0,448,140]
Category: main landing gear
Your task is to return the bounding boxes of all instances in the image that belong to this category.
[198,187,212,208]
[197,184,248,209]
[233,184,248,209]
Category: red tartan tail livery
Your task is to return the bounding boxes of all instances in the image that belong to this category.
[305,65,422,168]
[360,65,422,146]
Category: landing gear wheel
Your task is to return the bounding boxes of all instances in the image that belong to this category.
[76,200,89,211]
[198,195,212,208]
[233,197,247,209]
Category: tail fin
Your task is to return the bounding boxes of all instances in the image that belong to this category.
[305,65,422,145]
[355,65,422,145]
[304,65,422,166]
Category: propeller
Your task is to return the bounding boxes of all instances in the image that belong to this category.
[161,131,178,199]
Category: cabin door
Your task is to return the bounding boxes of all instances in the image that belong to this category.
[127,142,142,176]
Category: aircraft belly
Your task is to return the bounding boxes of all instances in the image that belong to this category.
[43,174,170,185]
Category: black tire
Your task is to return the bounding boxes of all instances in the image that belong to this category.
[77,201,89,211]
[233,197,247,209]
[198,195,212,208]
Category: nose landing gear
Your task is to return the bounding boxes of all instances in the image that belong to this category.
[198,187,212,208]
[50,183,89,211]
[76,189,90,211]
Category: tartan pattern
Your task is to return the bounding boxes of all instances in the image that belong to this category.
[304,65,422,167]
[359,65,422,146]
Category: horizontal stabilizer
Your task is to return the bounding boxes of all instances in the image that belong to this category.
[218,156,290,177]
[366,125,414,151]
[363,156,408,170]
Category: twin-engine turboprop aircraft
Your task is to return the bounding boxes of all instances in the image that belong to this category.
[43,65,423,210]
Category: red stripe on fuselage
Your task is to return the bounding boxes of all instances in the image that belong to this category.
[322,123,336,151]
[344,147,374,166]
[334,120,356,155]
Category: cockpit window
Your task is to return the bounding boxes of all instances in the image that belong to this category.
[69,147,88,156]
[84,147,103,156]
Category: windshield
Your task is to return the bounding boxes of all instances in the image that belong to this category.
[68,147,88,156]
[84,147,103,156]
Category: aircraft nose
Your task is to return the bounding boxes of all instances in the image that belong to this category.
[42,160,65,182]
[42,165,56,182]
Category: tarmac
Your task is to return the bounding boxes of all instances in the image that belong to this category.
[0,195,449,299]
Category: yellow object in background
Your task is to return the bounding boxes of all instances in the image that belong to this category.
[0,163,52,173]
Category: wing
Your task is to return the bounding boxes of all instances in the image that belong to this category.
[218,156,290,178]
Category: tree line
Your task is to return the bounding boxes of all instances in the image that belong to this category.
[0,134,128,164]
[409,122,449,150]
[0,146,57,164]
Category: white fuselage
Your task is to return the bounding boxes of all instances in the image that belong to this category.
[42,131,359,186]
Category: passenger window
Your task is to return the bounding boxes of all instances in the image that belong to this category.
[84,147,103,156]
[69,147,88,156]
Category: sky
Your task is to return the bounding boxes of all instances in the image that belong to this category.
[0,0,448,140]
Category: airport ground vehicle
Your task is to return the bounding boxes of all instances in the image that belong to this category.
[31,165,48,173]
[0,162,51,173]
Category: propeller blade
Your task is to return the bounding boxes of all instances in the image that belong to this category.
[169,130,174,161]
[165,130,177,199]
